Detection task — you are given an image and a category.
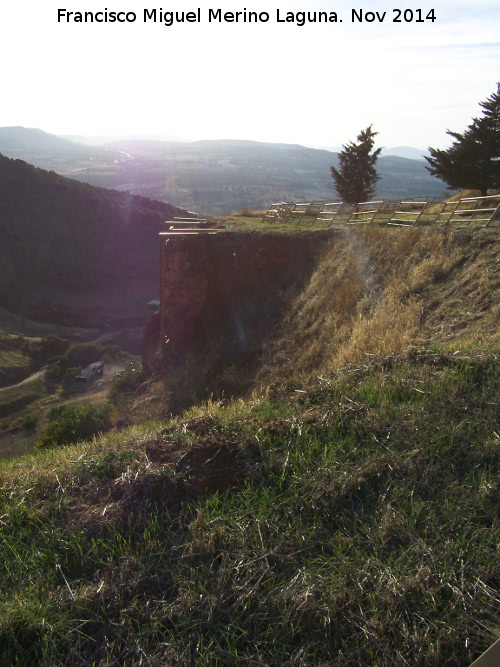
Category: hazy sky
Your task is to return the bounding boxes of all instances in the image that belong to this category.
[1,0,499,150]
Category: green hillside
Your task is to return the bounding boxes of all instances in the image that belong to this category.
[0,154,186,327]
[0,222,499,664]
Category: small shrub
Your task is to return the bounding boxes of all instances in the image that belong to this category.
[36,403,110,449]
[46,362,63,380]
[235,207,258,217]
[108,366,145,405]
[102,345,126,362]
[63,342,103,369]
[29,336,68,363]
[21,413,39,430]
[62,366,83,385]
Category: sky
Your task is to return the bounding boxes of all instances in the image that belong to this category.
[1,1,499,150]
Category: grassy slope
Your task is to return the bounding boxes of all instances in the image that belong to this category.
[1,226,499,665]
[255,225,500,384]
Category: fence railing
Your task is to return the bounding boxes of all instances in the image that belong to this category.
[260,195,500,229]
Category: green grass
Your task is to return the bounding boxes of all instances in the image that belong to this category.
[0,349,34,386]
[0,349,499,665]
[0,380,49,421]
[216,214,336,233]
[35,402,111,450]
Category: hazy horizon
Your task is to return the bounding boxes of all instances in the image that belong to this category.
[0,124,428,157]
[1,1,499,151]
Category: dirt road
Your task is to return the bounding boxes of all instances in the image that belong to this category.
[0,368,47,393]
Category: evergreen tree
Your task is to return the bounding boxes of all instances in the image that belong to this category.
[425,83,500,195]
[330,125,382,203]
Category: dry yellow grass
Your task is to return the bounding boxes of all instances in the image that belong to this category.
[233,208,267,217]
[257,225,500,383]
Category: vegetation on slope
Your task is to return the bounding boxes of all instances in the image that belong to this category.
[149,224,499,417]
[0,347,499,665]
[1,221,500,664]
[0,337,139,460]
[255,225,500,386]
[0,334,68,386]
[0,154,186,325]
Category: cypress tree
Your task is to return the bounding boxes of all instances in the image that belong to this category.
[330,125,382,203]
[425,83,500,195]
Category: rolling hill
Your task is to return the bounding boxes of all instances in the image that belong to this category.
[0,126,87,154]
[0,128,447,215]
[0,153,186,328]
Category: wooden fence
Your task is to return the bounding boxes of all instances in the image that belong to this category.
[261,195,500,229]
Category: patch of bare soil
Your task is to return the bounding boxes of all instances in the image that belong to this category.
[63,362,131,408]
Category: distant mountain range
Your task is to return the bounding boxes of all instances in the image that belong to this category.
[0,127,446,215]
[60,133,189,145]
[381,146,430,160]
[321,145,429,160]
[0,126,85,153]
[0,152,186,328]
